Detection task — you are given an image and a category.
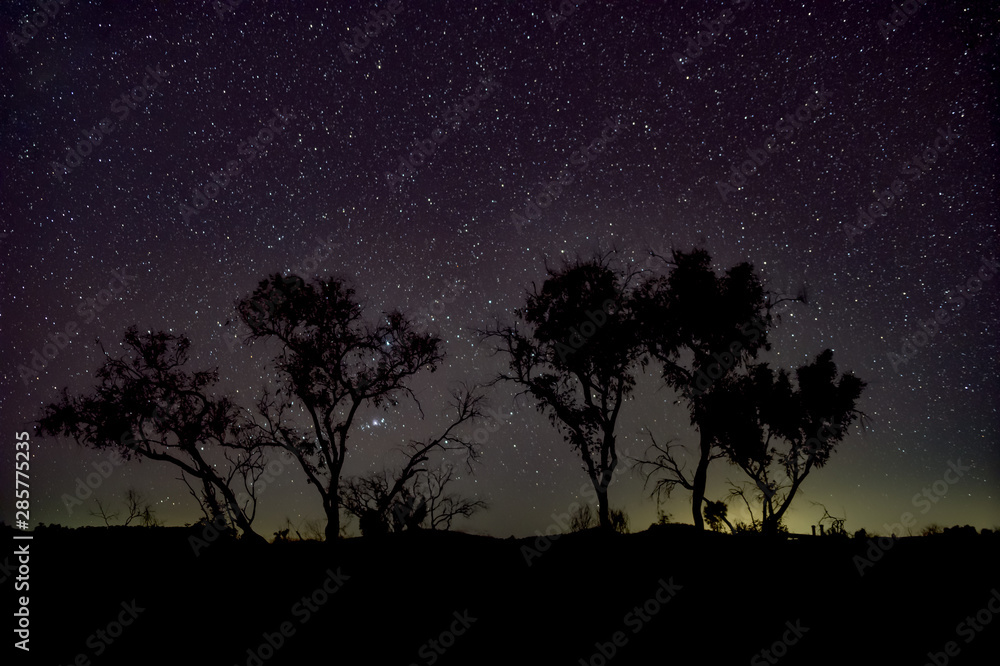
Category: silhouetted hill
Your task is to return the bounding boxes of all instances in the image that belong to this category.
[8,524,999,665]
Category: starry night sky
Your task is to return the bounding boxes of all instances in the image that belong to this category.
[2,0,998,538]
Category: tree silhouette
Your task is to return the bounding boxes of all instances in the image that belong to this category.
[89,488,161,527]
[89,497,119,527]
[339,388,487,535]
[123,488,152,526]
[481,254,646,530]
[633,248,800,530]
[570,503,595,531]
[35,327,267,544]
[567,503,629,533]
[339,470,395,536]
[814,504,847,536]
[711,351,866,536]
[236,273,445,540]
[415,463,489,530]
[703,499,734,533]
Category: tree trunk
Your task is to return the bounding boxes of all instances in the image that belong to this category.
[595,437,618,530]
[761,497,782,537]
[216,480,266,545]
[596,484,611,530]
[239,527,268,546]
[769,466,810,533]
[690,428,711,530]
[323,492,340,541]
[720,514,736,534]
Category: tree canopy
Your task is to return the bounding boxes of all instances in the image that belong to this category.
[481,254,647,529]
[35,327,267,544]
[235,273,451,540]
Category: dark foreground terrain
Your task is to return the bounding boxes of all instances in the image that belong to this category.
[8,524,1000,665]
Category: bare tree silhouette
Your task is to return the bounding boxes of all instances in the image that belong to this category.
[814,503,848,536]
[570,503,595,531]
[89,497,119,527]
[99,488,161,527]
[340,387,488,535]
[416,463,489,531]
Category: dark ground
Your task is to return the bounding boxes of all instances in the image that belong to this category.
[7,524,1000,665]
